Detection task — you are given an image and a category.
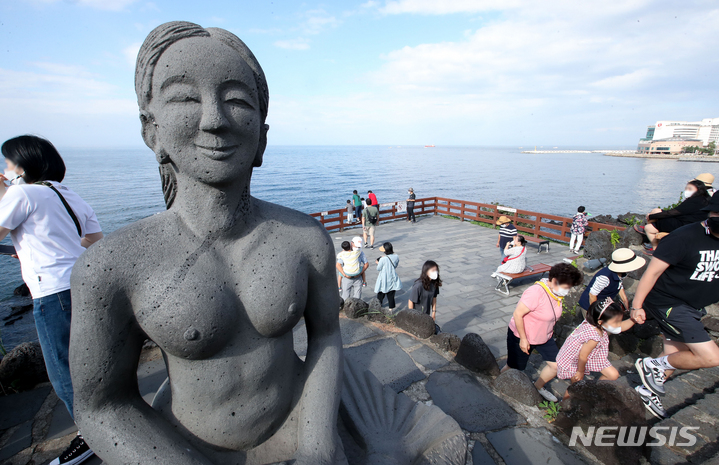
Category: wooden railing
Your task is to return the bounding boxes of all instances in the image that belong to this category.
[310,196,625,242]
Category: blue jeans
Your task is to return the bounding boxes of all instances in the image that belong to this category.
[34,289,74,419]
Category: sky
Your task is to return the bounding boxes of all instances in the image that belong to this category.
[0,0,717,148]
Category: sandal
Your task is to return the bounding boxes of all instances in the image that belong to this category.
[633,224,646,234]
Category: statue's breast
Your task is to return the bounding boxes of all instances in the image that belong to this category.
[132,244,307,360]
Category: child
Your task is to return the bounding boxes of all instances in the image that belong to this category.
[346,199,355,223]
[556,297,635,399]
[569,206,588,254]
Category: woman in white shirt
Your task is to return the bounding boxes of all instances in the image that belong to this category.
[495,235,528,274]
[0,135,103,465]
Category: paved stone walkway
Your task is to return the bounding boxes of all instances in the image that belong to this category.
[331,214,576,358]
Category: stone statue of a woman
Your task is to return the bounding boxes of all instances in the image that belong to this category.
[70,21,346,464]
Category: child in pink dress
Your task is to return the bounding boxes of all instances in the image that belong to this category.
[556,298,636,399]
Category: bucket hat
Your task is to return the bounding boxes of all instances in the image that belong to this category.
[608,248,646,273]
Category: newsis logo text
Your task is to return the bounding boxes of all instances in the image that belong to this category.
[569,426,699,447]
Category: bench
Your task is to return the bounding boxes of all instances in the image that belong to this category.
[525,236,550,253]
[491,263,552,296]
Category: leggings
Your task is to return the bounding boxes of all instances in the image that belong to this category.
[377,290,396,308]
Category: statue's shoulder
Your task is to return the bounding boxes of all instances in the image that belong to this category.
[74,212,170,276]
[254,199,334,253]
[255,199,328,234]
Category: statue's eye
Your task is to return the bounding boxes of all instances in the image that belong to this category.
[167,95,200,103]
[226,98,254,109]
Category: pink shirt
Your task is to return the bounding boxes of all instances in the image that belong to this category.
[508,282,562,345]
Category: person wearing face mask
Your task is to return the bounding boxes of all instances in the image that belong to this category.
[406,188,416,223]
[631,192,719,420]
[0,135,103,465]
[408,260,441,320]
[636,179,710,253]
[556,298,636,400]
[501,263,583,402]
[578,248,646,315]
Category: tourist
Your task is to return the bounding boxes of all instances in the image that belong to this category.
[631,193,719,419]
[578,248,645,315]
[694,173,715,196]
[501,263,583,403]
[496,216,517,260]
[374,242,402,313]
[362,200,380,248]
[556,298,635,399]
[406,187,416,223]
[569,206,588,254]
[0,135,103,465]
[637,179,710,252]
[495,235,528,274]
[352,189,362,220]
[337,237,368,299]
[367,190,378,206]
[408,260,442,320]
[346,199,355,224]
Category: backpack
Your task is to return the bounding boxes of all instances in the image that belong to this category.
[367,208,378,225]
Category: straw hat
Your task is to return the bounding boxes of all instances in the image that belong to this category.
[694,173,714,187]
[496,216,512,225]
[608,248,646,273]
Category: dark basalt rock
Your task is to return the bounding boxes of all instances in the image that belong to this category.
[631,319,661,339]
[344,297,369,319]
[0,341,48,390]
[454,333,500,377]
[638,335,663,357]
[583,230,614,261]
[429,332,462,353]
[608,332,639,356]
[395,309,435,339]
[555,380,648,465]
[492,368,543,405]
[13,283,30,297]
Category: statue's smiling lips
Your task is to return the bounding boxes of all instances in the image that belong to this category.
[195,144,238,160]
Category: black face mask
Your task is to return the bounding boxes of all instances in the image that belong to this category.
[708,217,719,235]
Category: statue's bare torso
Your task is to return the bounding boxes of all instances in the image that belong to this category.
[73,198,335,462]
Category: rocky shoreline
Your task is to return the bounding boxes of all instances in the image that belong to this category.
[605,152,719,161]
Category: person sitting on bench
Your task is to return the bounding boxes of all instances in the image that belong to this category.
[495,235,527,275]
[637,180,710,252]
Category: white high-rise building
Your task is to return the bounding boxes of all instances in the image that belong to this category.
[642,118,719,146]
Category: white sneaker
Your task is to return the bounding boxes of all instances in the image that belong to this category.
[538,387,558,403]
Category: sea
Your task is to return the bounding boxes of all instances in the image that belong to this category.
[0,145,708,317]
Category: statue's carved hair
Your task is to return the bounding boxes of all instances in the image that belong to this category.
[134,21,269,208]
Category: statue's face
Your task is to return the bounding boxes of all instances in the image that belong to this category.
[148,36,262,185]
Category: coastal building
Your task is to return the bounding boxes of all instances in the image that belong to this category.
[637,137,703,155]
[640,118,719,147]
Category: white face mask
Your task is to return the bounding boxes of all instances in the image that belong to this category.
[554,286,570,297]
[602,324,622,335]
[684,189,695,199]
[4,169,24,185]
[428,270,438,280]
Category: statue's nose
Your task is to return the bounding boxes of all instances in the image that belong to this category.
[199,99,230,132]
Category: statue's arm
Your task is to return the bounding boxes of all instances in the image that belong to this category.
[295,232,345,464]
[69,249,214,465]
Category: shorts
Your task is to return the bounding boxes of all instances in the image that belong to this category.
[644,302,710,344]
[505,328,559,371]
[364,224,376,235]
[654,217,684,234]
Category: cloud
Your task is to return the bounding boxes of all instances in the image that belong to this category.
[379,0,519,15]
[29,0,140,11]
[122,43,142,68]
[274,38,311,51]
[302,9,341,35]
[271,8,340,51]
[266,1,719,145]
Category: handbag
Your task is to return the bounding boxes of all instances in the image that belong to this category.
[501,246,525,265]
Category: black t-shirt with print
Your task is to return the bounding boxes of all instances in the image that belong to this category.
[645,222,719,310]
[407,193,416,208]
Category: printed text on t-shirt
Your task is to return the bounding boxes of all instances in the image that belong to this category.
[690,250,719,282]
